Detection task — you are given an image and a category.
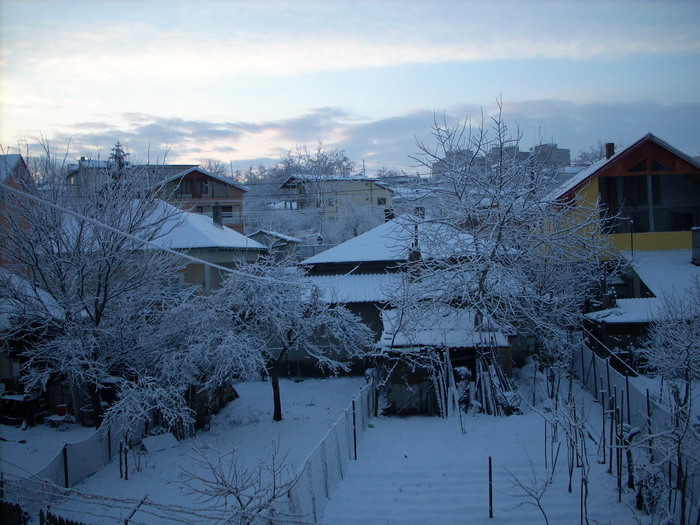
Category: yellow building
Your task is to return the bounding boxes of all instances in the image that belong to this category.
[553,133,700,251]
[280,174,394,215]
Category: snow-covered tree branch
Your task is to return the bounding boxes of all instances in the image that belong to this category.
[0,141,253,432]
[394,103,619,374]
[210,257,373,421]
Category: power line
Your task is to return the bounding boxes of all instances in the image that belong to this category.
[0,181,310,287]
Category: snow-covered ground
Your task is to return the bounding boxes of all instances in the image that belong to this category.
[1,375,647,524]
[321,413,638,524]
[0,419,95,477]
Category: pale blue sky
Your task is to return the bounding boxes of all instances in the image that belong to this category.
[1,0,699,173]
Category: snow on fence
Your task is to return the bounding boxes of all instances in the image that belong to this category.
[574,343,700,522]
[286,380,375,523]
[1,422,129,514]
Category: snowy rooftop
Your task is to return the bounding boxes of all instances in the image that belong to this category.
[67,159,110,172]
[623,249,699,298]
[586,250,699,324]
[378,307,509,349]
[280,173,391,187]
[160,166,248,192]
[159,207,266,251]
[0,270,62,330]
[308,272,403,303]
[248,229,303,243]
[585,298,664,325]
[548,155,615,202]
[147,201,266,251]
[302,216,473,265]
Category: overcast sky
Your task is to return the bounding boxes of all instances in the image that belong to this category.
[1,0,699,175]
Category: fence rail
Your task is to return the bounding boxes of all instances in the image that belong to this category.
[1,421,131,515]
[285,379,376,523]
[574,343,699,522]
[2,382,376,524]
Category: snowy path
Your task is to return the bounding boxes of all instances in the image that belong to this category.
[321,411,642,524]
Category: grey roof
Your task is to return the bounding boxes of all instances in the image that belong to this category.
[550,133,700,202]
[160,166,248,192]
[248,230,303,243]
[280,173,394,191]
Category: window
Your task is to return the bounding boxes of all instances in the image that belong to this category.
[221,205,242,224]
[178,180,192,195]
[651,160,671,172]
[377,197,387,206]
[195,206,204,214]
[627,160,647,173]
[212,182,229,198]
[195,180,208,196]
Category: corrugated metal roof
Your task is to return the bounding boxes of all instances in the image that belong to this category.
[308,272,403,303]
[378,307,509,349]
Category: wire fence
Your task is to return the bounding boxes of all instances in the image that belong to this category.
[1,382,376,524]
[285,379,376,523]
[574,343,700,523]
[1,421,133,515]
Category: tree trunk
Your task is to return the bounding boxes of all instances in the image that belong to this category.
[89,383,103,429]
[270,349,288,422]
[271,364,282,422]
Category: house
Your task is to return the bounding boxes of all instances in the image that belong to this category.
[280,174,394,215]
[551,134,700,369]
[160,167,248,233]
[67,159,249,233]
[552,133,700,251]
[584,244,700,367]
[149,201,266,291]
[67,158,196,187]
[301,216,515,387]
[301,216,429,339]
[0,154,31,268]
[247,230,302,261]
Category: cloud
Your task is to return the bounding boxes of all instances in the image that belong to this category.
[18,100,700,174]
[4,1,699,89]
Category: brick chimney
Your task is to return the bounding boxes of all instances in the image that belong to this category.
[605,143,615,160]
[692,227,700,266]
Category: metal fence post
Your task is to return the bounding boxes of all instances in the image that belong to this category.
[352,400,357,461]
[489,456,493,519]
[63,445,69,488]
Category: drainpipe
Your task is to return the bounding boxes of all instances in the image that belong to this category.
[628,217,634,256]
[212,202,223,228]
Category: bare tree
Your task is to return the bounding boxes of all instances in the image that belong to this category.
[573,140,622,166]
[200,159,231,178]
[181,439,301,525]
[390,102,619,407]
[0,141,239,431]
[639,279,700,524]
[505,449,560,525]
[210,257,373,421]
